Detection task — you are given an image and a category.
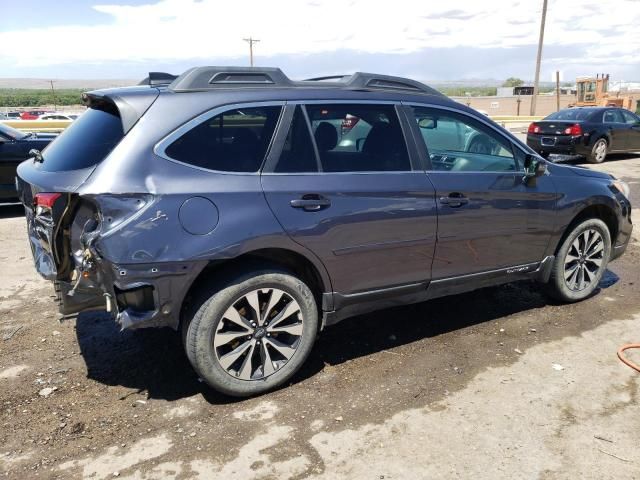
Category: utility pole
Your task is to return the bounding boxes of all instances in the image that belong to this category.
[530,0,548,116]
[555,70,560,112]
[243,37,260,67]
[49,80,57,111]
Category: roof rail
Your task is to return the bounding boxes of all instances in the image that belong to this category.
[166,66,443,96]
[344,73,443,96]
[138,72,178,87]
[303,75,350,82]
[170,67,293,92]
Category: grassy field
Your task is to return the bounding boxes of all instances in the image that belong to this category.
[0,88,85,108]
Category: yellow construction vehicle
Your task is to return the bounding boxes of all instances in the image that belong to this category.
[574,74,635,110]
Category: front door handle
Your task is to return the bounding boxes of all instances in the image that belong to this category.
[439,193,469,208]
[290,194,331,211]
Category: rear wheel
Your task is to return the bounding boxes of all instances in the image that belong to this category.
[587,138,608,164]
[184,268,318,397]
[546,218,611,302]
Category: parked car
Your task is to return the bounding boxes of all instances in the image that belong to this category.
[3,112,22,120]
[0,124,56,200]
[527,107,640,163]
[38,114,77,121]
[16,67,633,396]
[20,110,50,120]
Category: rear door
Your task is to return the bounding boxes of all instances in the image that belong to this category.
[406,105,557,280]
[261,102,437,296]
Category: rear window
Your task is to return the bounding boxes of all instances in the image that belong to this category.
[41,107,124,172]
[164,106,282,172]
[546,109,596,121]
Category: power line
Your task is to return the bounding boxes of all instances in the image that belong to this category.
[243,37,260,67]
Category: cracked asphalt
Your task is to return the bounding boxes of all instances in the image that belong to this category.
[0,153,639,479]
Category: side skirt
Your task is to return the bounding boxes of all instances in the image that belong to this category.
[321,256,555,329]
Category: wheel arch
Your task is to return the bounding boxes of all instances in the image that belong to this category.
[554,203,618,256]
[179,247,330,330]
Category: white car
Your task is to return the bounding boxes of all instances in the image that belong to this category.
[38,114,78,121]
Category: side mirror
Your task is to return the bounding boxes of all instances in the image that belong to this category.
[523,154,547,185]
[356,138,366,152]
[418,117,437,129]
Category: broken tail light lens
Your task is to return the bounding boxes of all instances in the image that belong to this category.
[34,193,62,209]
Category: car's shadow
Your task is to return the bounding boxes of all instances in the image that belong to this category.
[555,152,639,166]
[0,203,24,219]
[75,271,619,404]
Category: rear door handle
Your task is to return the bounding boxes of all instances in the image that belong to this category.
[290,195,331,211]
[439,194,469,208]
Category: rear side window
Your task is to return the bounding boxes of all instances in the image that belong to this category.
[40,107,124,172]
[546,109,595,121]
[165,106,282,172]
[306,104,410,172]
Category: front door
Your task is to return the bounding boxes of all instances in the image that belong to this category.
[406,105,558,280]
[620,109,640,151]
[261,103,437,295]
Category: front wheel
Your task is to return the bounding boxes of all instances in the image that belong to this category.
[184,268,318,397]
[546,218,611,302]
[587,138,608,164]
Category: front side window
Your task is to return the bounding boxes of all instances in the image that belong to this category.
[412,107,517,172]
[165,106,282,172]
[305,104,410,172]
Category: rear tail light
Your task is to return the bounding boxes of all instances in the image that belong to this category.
[341,114,360,134]
[564,123,582,136]
[34,192,62,209]
[528,123,540,134]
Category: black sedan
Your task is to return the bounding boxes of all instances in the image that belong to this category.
[0,123,56,200]
[527,107,640,163]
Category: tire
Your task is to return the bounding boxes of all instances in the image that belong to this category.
[183,267,318,397]
[587,138,608,164]
[546,218,611,302]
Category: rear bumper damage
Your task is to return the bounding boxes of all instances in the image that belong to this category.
[56,255,207,330]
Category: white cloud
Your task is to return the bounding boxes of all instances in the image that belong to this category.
[0,0,639,72]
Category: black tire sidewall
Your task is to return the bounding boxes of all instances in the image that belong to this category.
[549,218,611,302]
[186,269,318,397]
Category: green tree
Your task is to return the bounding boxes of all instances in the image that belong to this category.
[502,77,525,87]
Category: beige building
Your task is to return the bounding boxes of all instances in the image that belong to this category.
[451,94,576,117]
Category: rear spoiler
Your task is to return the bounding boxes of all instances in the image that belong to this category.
[82,88,160,134]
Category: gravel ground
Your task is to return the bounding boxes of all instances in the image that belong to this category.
[0,154,639,480]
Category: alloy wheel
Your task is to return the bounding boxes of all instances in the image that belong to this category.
[594,140,607,162]
[213,288,304,380]
[563,228,604,291]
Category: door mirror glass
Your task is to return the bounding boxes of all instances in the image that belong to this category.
[523,154,546,181]
[418,117,436,129]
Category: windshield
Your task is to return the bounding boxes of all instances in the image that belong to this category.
[0,122,28,140]
[40,106,124,172]
[546,109,596,121]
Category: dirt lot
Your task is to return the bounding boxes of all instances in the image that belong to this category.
[1,155,639,480]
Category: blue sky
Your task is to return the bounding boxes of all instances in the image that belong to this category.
[1,0,638,82]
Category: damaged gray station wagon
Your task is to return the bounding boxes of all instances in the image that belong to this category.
[17,67,633,396]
